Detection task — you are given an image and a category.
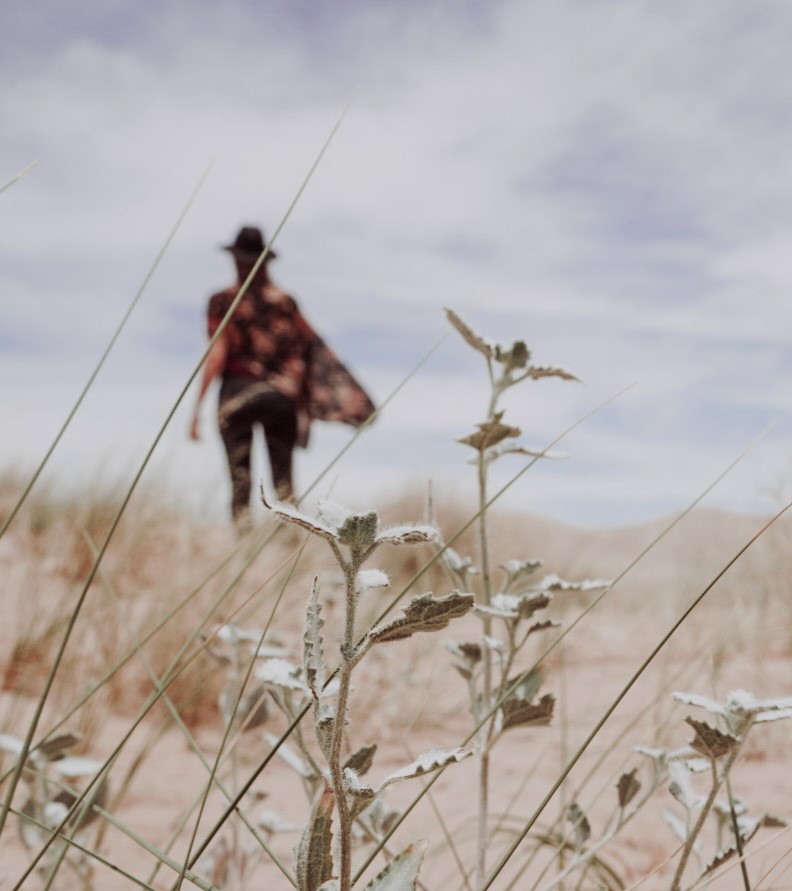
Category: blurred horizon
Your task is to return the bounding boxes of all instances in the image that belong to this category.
[3,0,792,528]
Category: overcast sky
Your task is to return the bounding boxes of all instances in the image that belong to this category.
[2,0,792,527]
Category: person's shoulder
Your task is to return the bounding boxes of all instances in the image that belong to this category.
[208,286,236,315]
[265,284,299,313]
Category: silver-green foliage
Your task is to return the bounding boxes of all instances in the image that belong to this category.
[264,495,476,891]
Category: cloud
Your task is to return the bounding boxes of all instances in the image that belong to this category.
[3,0,792,526]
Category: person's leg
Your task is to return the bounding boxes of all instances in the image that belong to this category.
[261,394,298,501]
[218,380,255,522]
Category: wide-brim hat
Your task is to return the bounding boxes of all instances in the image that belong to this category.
[221,226,277,261]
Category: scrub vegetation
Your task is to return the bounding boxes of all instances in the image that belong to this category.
[2,160,792,891]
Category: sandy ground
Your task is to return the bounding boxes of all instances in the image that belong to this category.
[1,501,791,890]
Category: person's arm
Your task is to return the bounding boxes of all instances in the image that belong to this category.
[189,333,229,441]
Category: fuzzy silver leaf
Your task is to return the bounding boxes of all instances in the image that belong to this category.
[261,495,337,542]
[264,732,315,779]
[362,839,428,891]
[379,746,475,789]
[355,569,390,596]
[368,591,475,645]
[337,511,380,548]
[375,524,440,546]
[668,760,700,810]
[661,808,692,844]
[304,578,326,699]
[294,784,335,891]
[257,658,310,694]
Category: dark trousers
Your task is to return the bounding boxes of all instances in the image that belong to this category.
[218,377,298,520]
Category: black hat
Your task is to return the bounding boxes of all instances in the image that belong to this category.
[222,226,277,261]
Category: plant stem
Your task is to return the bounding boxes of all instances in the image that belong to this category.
[670,744,743,891]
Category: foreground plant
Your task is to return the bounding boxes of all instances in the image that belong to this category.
[443,309,613,888]
[263,495,476,891]
[0,732,106,890]
[635,689,792,890]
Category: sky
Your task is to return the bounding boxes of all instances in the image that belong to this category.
[2,0,792,528]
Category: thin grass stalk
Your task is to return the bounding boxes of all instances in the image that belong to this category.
[188,389,631,881]
[725,774,752,891]
[355,434,769,884]
[86,534,294,884]
[13,806,163,891]
[0,100,348,841]
[8,538,301,888]
[168,541,308,891]
[0,158,40,196]
[481,503,791,891]
[297,334,448,506]
[0,161,213,542]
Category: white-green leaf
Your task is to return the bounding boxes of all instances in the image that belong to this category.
[375,524,439,546]
[356,569,390,595]
[379,746,474,790]
[257,658,310,693]
[363,839,428,890]
[536,573,610,593]
[661,808,692,844]
[304,578,326,698]
[672,692,724,714]
[668,761,700,810]
[53,756,104,778]
[264,732,314,779]
[262,497,337,542]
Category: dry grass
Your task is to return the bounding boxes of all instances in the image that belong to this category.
[2,475,791,889]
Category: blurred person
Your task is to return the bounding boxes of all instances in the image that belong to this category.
[189,225,374,525]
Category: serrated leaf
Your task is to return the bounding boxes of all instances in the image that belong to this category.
[616,768,641,808]
[458,414,521,452]
[565,802,590,848]
[445,308,494,358]
[363,839,428,890]
[304,578,326,699]
[337,511,380,548]
[294,784,335,891]
[368,592,475,645]
[344,744,377,777]
[685,717,739,759]
[525,365,579,382]
[375,524,439,546]
[379,746,475,789]
[502,692,555,730]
